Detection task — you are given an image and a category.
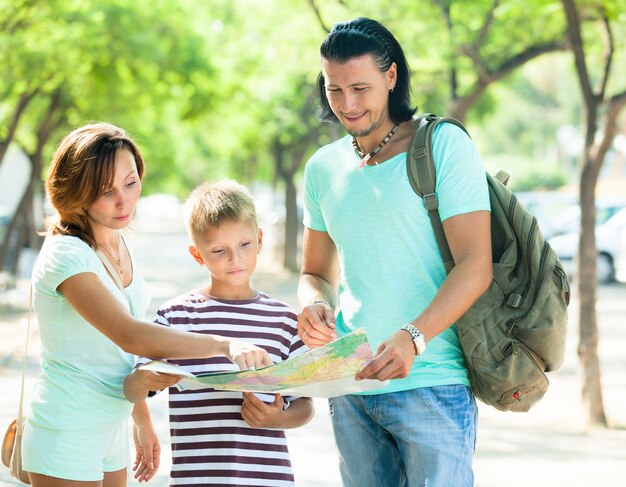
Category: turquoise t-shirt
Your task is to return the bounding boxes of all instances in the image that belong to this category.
[303,123,490,394]
[29,234,150,430]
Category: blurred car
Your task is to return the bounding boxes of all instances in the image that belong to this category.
[616,226,626,283]
[548,198,626,237]
[515,191,577,239]
[0,205,9,241]
[548,207,626,284]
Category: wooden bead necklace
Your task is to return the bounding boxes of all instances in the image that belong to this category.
[352,123,400,168]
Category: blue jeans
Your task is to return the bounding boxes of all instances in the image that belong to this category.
[329,385,477,487]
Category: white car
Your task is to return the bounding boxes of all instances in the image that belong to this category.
[616,228,626,283]
[548,199,626,237]
[548,207,626,284]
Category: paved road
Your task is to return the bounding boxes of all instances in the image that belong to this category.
[1,227,625,486]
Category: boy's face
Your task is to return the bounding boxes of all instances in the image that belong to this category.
[189,219,262,299]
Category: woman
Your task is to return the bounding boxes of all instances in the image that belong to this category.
[22,122,271,486]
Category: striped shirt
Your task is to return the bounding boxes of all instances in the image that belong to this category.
[139,290,306,487]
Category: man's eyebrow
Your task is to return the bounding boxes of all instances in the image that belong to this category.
[326,81,373,88]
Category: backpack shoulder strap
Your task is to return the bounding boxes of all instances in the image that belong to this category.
[407,114,470,274]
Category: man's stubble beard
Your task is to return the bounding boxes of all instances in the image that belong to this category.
[343,108,390,138]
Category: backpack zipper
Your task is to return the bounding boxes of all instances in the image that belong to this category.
[508,195,524,280]
[506,241,550,336]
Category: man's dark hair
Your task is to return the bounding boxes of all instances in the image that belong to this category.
[317,17,416,124]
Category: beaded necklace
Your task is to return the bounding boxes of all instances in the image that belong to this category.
[352,123,400,168]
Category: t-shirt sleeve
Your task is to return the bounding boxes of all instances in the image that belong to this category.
[134,308,171,368]
[302,159,328,232]
[43,236,98,294]
[133,308,173,397]
[282,312,310,405]
[432,123,491,221]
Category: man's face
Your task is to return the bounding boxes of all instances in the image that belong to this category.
[321,54,396,138]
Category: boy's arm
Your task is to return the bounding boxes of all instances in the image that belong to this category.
[124,368,183,403]
[241,393,314,429]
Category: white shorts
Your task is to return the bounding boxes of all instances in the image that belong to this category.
[22,418,129,481]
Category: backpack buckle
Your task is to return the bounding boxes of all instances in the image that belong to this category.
[423,193,439,211]
[507,293,523,308]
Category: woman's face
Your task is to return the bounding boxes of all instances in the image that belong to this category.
[87,148,142,232]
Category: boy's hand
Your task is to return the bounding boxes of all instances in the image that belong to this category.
[228,340,273,370]
[241,393,284,428]
[133,367,184,392]
[297,301,337,348]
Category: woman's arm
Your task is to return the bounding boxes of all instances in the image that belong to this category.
[131,400,160,483]
[58,273,272,367]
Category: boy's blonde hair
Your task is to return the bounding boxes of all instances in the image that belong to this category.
[184,179,257,243]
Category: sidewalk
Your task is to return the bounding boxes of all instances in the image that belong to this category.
[1,228,625,486]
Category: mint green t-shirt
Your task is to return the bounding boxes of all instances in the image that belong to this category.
[29,234,150,430]
[303,123,490,394]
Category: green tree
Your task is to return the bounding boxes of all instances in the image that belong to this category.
[561,0,626,427]
[0,0,220,270]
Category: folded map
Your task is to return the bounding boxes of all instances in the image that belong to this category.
[139,328,388,398]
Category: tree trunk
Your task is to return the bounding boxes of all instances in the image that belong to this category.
[0,182,32,271]
[577,157,606,426]
[283,174,299,272]
[561,0,611,426]
[0,89,62,272]
[0,89,37,167]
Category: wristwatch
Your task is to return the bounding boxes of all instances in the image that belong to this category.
[401,323,427,356]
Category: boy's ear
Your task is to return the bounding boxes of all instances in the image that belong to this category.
[188,245,204,265]
[257,227,263,253]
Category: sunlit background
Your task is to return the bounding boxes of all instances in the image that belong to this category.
[2,1,626,486]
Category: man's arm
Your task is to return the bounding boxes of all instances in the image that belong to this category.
[357,210,492,381]
[297,228,340,347]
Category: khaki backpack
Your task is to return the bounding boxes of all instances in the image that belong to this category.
[407,114,570,412]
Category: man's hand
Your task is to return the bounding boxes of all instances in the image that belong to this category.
[297,301,337,348]
[241,393,284,428]
[227,340,273,370]
[356,330,416,381]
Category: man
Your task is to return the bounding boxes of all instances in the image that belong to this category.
[297,17,492,487]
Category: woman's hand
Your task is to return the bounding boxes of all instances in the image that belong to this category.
[227,340,273,370]
[132,419,161,482]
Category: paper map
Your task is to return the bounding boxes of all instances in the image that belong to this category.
[139,328,388,398]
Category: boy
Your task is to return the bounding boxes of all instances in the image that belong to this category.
[125,179,314,486]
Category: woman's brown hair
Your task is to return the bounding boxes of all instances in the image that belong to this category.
[45,122,145,248]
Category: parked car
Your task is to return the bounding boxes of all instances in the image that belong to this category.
[515,191,577,239]
[548,198,626,237]
[615,226,626,283]
[548,207,626,284]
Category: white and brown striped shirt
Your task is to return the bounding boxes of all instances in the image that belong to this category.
[139,290,307,486]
